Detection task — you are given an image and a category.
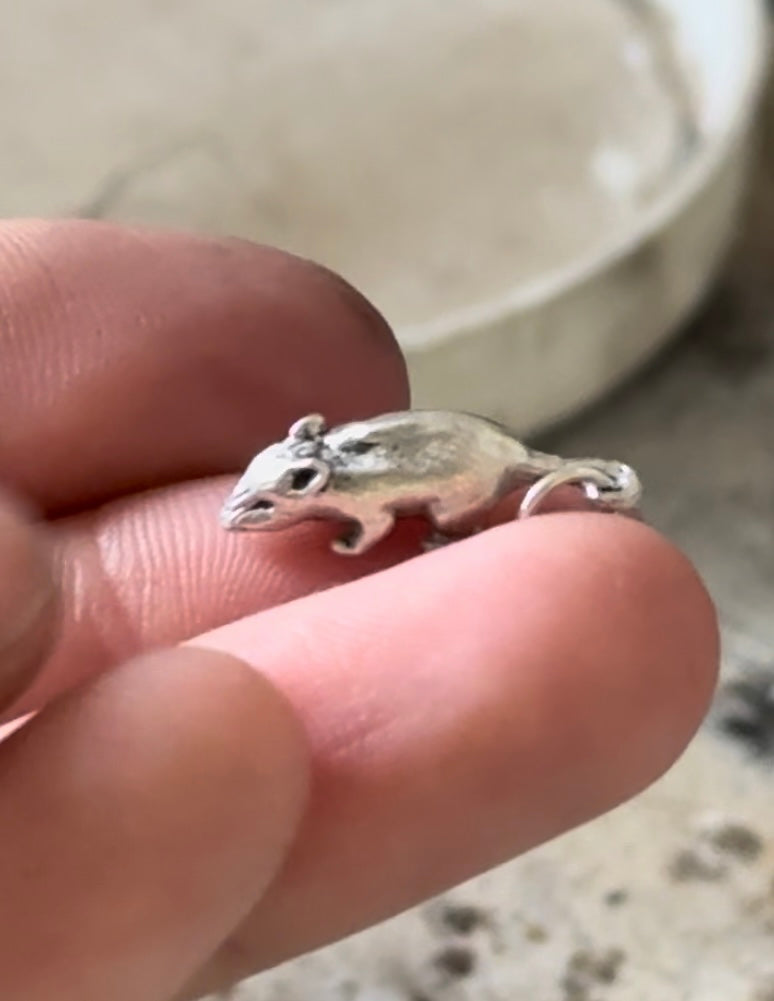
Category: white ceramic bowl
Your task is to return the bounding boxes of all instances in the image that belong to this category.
[400,0,769,434]
[1,0,763,437]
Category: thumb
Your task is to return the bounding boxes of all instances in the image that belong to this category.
[0,647,309,1001]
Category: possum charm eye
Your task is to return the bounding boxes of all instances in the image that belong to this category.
[289,467,317,491]
[279,459,330,497]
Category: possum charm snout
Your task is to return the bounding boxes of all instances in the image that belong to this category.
[220,410,642,556]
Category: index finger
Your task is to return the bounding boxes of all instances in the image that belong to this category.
[0,220,407,514]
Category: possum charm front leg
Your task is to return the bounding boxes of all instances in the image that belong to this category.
[331,511,396,556]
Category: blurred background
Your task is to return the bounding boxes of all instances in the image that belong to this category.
[3,1,773,998]
[1,0,768,432]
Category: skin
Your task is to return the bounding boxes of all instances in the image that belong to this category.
[0,220,719,1001]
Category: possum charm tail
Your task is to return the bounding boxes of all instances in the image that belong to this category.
[221,409,642,555]
[518,459,642,520]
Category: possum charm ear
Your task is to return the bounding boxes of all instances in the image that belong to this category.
[289,414,327,442]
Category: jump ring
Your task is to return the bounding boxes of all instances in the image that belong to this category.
[518,463,621,520]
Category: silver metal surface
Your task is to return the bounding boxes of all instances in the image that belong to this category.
[221,410,641,555]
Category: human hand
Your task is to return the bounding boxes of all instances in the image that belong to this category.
[0,221,718,1000]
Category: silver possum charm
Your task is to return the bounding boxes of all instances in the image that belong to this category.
[220,411,642,555]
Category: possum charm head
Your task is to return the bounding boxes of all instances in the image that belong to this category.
[220,415,332,532]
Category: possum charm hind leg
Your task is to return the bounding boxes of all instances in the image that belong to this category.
[331,510,396,556]
[421,497,492,551]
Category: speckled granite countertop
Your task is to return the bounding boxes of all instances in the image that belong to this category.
[224,55,774,1001]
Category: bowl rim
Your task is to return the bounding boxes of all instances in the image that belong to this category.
[399,0,770,350]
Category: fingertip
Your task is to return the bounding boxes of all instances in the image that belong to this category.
[500,512,719,804]
[606,514,720,735]
[0,645,310,1000]
[115,646,312,878]
[252,245,410,408]
[217,235,411,421]
[173,645,312,827]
